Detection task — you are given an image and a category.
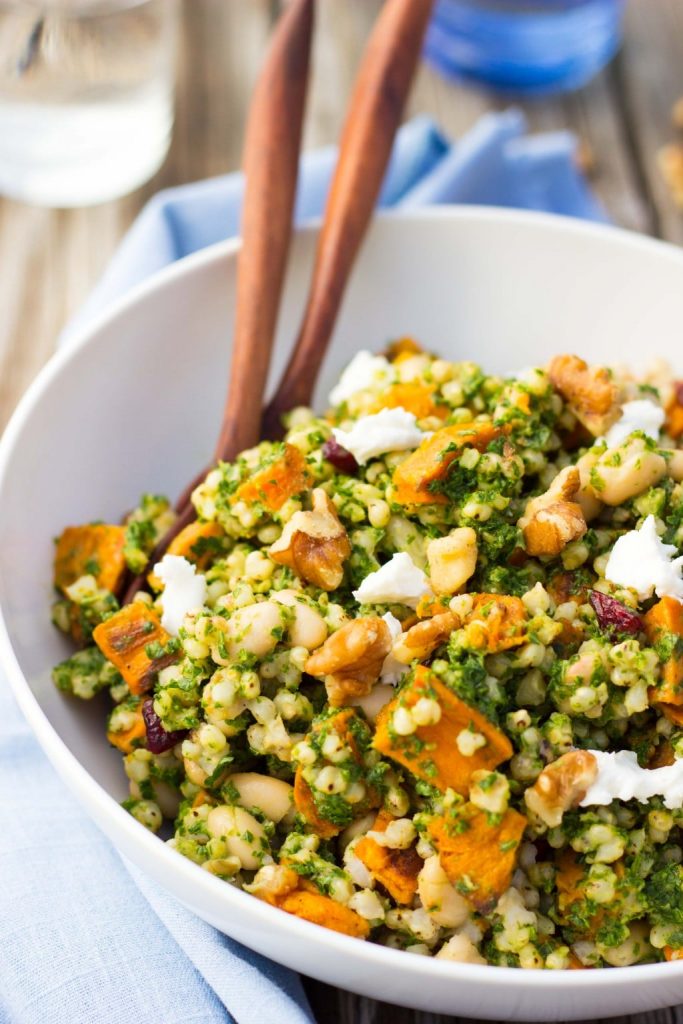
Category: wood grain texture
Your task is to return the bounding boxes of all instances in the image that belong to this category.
[1,2,683,1021]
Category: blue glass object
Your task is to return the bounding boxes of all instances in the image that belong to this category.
[424,0,626,96]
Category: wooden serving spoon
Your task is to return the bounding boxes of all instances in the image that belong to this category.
[125,0,434,600]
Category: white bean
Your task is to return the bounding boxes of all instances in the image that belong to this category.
[227,772,293,823]
[224,602,283,658]
[587,438,666,506]
[351,684,395,722]
[271,589,328,650]
[206,804,271,870]
[418,855,470,928]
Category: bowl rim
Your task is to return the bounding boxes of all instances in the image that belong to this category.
[3,204,683,991]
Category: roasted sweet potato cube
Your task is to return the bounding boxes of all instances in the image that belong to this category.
[355,810,422,905]
[148,521,225,590]
[233,443,312,512]
[93,604,178,695]
[54,524,126,595]
[644,597,683,705]
[427,803,526,912]
[373,383,447,421]
[293,770,341,840]
[658,702,683,727]
[106,702,146,754]
[392,422,504,505]
[463,594,527,653]
[374,666,513,794]
[277,888,369,939]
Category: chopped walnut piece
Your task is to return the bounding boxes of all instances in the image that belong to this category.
[269,487,351,591]
[426,528,478,595]
[524,750,598,828]
[518,466,587,557]
[658,143,683,207]
[548,354,621,437]
[305,616,392,707]
[392,611,459,664]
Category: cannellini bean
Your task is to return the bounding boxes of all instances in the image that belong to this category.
[587,437,666,506]
[436,933,486,964]
[339,811,376,851]
[418,855,470,928]
[575,452,603,522]
[668,449,683,482]
[271,589,328,649]
[227,772,293,823]
[206,804,271,870]
[223,602,283,658]
[350,683,395,722]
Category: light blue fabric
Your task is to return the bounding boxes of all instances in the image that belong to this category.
[1,111,602,1024]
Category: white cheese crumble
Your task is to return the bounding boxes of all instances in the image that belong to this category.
[602,398,665,449]
[153,554,208,636]
[580,749,683,811]
[353,552,432,609]
[332,407,425,465]
[380,611,408,685]
[328,350,392,406]
[604,514,683,602]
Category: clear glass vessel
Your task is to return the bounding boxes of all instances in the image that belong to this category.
[0,0,178,207]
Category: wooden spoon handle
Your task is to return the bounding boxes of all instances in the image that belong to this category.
[262,0,434,438]
[122,0,313,602]
[214,0,314,462]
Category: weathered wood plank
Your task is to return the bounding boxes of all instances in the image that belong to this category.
[616,0,683,242]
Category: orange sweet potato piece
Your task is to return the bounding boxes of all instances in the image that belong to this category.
[392,422,504,505]
[293,770,340,840]
[666,386,683,439]
[415,594,452,619]
[106,702,146,754]
[658,702,683,727]
[294,708,378,836]
[148,521,224,589]
[427,803,526,912]
[644,597,683,705]
[233,444,312,512]
[664,946,683,962]
[354,810,422,905]
[93,604,178,695]
[555,849,607,938]
[462,594,527,653]
[373,383,447,421]
[374,666,513,794]
[54,524,126,595]
[278,888,369,939]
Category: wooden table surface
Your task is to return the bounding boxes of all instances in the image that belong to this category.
[2,2,683,1022]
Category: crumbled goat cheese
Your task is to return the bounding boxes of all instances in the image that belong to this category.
[580,749,683,811]
[380,611,408,685]
[153,554,208,636]
[604,514,683,602]
[328,350,392,406]
[353,552,432,609]
[332,407,425,465]
[602,398,665,449]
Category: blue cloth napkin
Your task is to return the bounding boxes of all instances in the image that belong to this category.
[1,111,603,1024]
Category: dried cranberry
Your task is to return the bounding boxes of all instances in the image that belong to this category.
[589,591,643,637]
[142,698,187,754]
[322,437,358,475]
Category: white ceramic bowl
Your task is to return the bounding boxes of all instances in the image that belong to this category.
[2,208,683,1020]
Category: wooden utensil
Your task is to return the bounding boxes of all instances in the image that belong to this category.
[126,0,434,599]
[123,0,313,600]
[262,0,435,437]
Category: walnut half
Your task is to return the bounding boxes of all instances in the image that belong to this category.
[524,749,598,828]
[548,354,621,437]
[305,616,392,707]
[518,465,587,558]
[392,611,459,664]
[270,487,351,591]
